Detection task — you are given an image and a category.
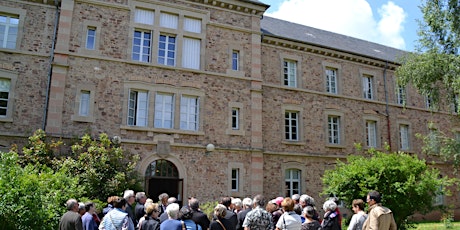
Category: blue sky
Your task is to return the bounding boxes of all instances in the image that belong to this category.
[261,0,423,51]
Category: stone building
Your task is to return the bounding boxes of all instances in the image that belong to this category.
[0,0,458,220]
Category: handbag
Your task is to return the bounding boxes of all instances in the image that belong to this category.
[216,219,227,230]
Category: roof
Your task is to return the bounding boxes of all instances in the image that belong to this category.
[260,16,407,63]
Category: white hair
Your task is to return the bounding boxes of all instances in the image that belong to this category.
[242,197,253,207]
[232,198,242,208]
[166,203,180,219]
[123,190,134,199]
[323,200,337,212]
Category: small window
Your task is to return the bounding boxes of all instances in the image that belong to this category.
[326,68,337,94]
[180,95,199,131]
[399,124,410,150]
[0,78,11,117]
[132,30,151,62]
[134,8,154,25]
[86,27,96,50]
[154,93,174,129]
[285,169,301,197]
[159,12,178,29]
[182,37,200,69]
[453,94,459,113]
[183,17,201,33]
[366,120,377,148]
[362,75,374,99]
[231,107,239,130]
[283,60,297,87]
[232,50,239,71]
[231,168,239,191]
[78,90,90,116]
[285,111,299,141]
[396,85,406,105]
[0,14,19,49]
[426,96,434,109]
[433,177,444,206]
[158,34,176,66]
[328,116,341,144]
[128,90,148,126]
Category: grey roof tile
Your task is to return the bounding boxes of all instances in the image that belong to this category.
[261,16,407,63]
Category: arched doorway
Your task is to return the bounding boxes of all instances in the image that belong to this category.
[145,159,183,205]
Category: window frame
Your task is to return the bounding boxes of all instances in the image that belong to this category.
[365,120,378,148]
[226,102,244,136]
[284,168,301,197]
[154,92,175,129]
[362,74,374,100]
[71,85,96,123]
[285,110,299,141]
[228,162,244,197]
[396,84,407,105]
[132,29,152,63]
[0,7,26,50]
[179,94,199,131]
[325,110,344,147]
[0,69,18,122]
[398,122,411,151]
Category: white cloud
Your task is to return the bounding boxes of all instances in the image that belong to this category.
[265,0,407,49]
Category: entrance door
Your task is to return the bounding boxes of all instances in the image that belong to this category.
[145,159,183,205]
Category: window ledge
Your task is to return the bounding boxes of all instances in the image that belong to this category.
[0,117,13,122]
[282,141,306,146]
[71,115,95,123]
[120,125,205,135]
[226,69,245,78]
[226,129,245,136]
[326,144,346,149]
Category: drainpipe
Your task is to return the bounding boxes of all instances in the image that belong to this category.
[42,0,60,130]
[383,61,392,150]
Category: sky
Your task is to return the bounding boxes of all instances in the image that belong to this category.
[261,0,424,51]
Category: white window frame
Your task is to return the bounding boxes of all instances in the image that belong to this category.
[231,168,239,192]
[134,8,154,25]
[285,111,299,141]
[154,93,174,129]
[180,95,199,131]
[182,37,200,69]
[0,69,17,122]
[366,120,377,148]
[231,107,239,130]
[79,90,91,116]
[396,84,406,105]
[132,30,152,62]
[399,124,410,150]
[232,50,239,71]
[0,14,19,49]
[0,78,11,118]
[363,75,374,99]
[128,90,149,127]
[283,60,297,87]
[158,34,176,66]
[326,67,338,94]
[328,115,341,144]
[285,168,301,197]
[85,27,96,50]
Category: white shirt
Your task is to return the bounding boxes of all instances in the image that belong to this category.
[347,211,367,230]
[276,211,302,230]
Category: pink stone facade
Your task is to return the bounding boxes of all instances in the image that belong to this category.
[0,0,458,221]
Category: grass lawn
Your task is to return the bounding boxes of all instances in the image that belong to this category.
[410,222,460,229]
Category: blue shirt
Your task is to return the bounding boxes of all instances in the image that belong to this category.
[82,212,97,230]
[160,219,182,230]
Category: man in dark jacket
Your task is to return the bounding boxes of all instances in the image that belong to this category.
[124,190,138,228]
[236,198,252,230]
[135,191,147,222]
[220,197,238,230]
[59,199,83,230]
[189,197,210,230]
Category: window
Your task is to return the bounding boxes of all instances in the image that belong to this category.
[231,168,239,191]
[0,14,19,49]
[132,30,151,62]
[128,90,148,126]
[0,78,10,117]
[399,124,410,150]
[154,93,174,129]
[134,8,154,25]
[283,60,297,87]
[453,94,459,113]
[231,107,239,130]
[85,27,96,50]
[428,128,440,154]
[426,96,435,110]
[433,177,444,206]
[326,68,337,94]
[184,17,201,33]
[285,169,301,197]
[182,37,200,69]
[232,50,239,71]
[160,12,178,29]
[328,116,341,144]
[396,85,406,105]
[180,95,199,131]
[285,111,299,141]
[362,75,374,99]
[366,120,377,148]
[79,91,90,116]
[158,34,176,66]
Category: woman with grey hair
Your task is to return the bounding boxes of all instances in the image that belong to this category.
[321,200,340,230]
[210,204,233,230]
[301,206,321,230]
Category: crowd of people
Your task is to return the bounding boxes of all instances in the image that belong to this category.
[58,190,396,230]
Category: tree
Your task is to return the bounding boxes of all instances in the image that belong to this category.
[322,149,454,229]
[395,0,460,169]
[0,151,82,230]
